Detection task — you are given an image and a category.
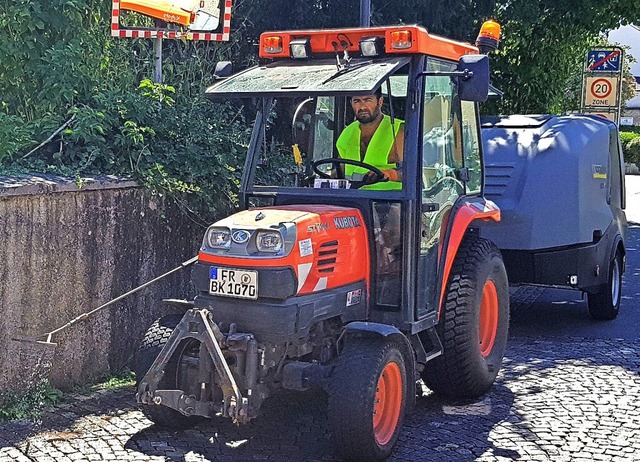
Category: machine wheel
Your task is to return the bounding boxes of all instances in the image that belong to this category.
[135,314,205,429]
[421,236,509,399]
[328,338,408,461]
[588,250,623,320]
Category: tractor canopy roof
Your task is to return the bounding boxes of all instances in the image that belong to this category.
[206,25,478,99]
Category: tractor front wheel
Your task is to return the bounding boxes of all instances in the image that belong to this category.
[328,338,408,461]
[421,236,509,399]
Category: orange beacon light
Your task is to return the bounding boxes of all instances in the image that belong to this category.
[476,20,501,54]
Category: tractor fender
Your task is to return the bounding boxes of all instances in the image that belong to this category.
[438,198,501,315]
[344,321,404,338]
[343,321,416,408]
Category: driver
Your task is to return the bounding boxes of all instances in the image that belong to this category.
[336,88,404,190]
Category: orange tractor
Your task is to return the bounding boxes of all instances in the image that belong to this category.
[135,20,509,460]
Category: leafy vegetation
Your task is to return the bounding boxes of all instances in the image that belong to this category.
[0,370,135,422]
[1,1,639,221]
[0,380,63,422]
[71,369,136,394]
[486,0,640,115]
[0,0,249,223]
[621,131,640,164]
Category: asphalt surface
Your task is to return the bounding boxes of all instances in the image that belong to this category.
[1,177,639,462]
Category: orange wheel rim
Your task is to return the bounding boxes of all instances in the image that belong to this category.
[373,361,403,446]
[479,280,499,357]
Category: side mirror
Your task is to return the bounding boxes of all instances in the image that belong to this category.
[457,54,489,102]
[213,61,233,79]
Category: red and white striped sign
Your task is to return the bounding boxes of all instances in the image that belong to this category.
[111,0,232,41]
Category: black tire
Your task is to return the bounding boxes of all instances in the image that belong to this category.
[328,338,408,461]
[588,249,623,320]
[421,236,509,399]
[135,314,205,429]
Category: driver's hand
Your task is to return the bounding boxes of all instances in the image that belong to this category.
[364,169,399,184]
[380,168,400,182]
[363,171,383,184]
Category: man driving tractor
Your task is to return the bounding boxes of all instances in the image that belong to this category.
[336,88,404,190]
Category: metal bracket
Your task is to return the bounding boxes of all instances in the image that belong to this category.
[137,309,249,423]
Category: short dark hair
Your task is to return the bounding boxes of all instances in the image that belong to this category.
[350,89,383,103]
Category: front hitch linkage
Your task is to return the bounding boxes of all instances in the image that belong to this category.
[136,309,250,424]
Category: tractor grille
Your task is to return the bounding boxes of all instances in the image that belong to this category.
[316,240,338,273]
[484,163,515,198]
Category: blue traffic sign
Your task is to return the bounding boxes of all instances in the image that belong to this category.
[586,49,621,72]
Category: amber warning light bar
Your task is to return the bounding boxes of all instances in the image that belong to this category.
[259,26,479,62]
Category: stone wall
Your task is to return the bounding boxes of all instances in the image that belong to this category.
[0,175,206,393]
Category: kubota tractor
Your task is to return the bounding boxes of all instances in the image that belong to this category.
[135,20,510,460]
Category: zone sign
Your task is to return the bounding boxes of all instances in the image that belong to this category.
[584,76,618,107]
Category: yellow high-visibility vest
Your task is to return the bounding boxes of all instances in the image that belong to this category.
[336,115,403,190]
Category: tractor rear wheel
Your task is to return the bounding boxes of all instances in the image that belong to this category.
[328,338,408,461]
[135,314,205,429]
[588,249,623,320]
[421,236,509,399]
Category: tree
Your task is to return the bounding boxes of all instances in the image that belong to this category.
[486,0,640,114]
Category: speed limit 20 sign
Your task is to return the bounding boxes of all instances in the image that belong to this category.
[584,76,618,107]
[581,48,623,123]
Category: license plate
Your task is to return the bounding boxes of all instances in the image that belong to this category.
[209,267,258,300]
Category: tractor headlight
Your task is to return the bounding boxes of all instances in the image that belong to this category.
[290,38,312,59]
[359,36,385,57]
[206,227,232,249]
[256,230,283,253]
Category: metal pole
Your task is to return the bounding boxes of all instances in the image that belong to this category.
[153,37,163,83]
[360,0,371,27]
[14,256,198,346]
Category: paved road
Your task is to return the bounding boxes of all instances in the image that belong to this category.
[1,182,639,462]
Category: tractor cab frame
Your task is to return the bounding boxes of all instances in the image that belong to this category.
[206,29,494,329]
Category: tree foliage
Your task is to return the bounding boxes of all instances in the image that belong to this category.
[1,0,639,221]
[0,0,248,222]
[621,131,640,164]
[486,0,640,114]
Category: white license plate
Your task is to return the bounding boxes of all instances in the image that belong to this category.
[209,267,258,300]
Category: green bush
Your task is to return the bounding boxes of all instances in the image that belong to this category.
[620,131,638,143]
[621,125,640,135]
[0,0,251,224]
[0,112,34,162]
[621,131,640,164]
[623,136,640,165]
[0,380,62,422]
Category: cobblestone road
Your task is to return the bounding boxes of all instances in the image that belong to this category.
[2,333,639,462]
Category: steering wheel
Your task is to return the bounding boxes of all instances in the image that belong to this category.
[423,175,465,199]
[311,158,386,188]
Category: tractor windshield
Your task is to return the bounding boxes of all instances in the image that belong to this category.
[206,57,409,98]
[206,59,411,192]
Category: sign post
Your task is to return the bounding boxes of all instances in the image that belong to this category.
[153,38,162,83]
[360,0,371,27]
[580,47,624,124]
